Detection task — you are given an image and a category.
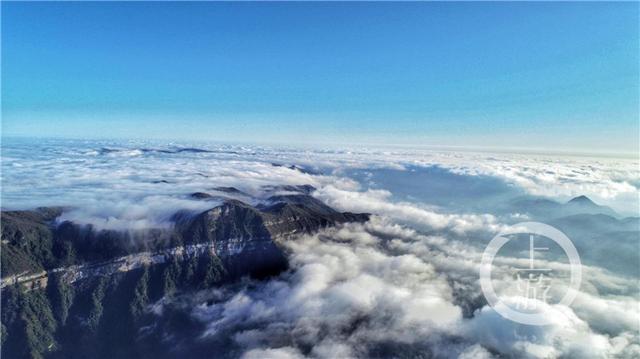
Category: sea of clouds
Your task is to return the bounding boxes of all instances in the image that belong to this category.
[2,137,639,358]
[2,138,638,216]
[142,216,639,358]
[193,220,639,358]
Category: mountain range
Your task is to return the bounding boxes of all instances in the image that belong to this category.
[0,185,368,359]
[1,187,637,359]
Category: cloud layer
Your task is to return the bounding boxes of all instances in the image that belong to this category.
[2,138,638,358]
[150,219,638,358]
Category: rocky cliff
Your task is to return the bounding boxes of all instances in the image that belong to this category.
[0,185,369,359]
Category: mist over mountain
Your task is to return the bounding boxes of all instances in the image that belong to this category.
[2,1,638,357]
[1,138,639,359]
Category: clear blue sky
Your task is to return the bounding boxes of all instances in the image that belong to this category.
[2,2,638,153]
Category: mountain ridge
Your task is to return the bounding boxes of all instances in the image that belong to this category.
[0,186,370,359]
[509,194,620,219]
[1,186,369,281]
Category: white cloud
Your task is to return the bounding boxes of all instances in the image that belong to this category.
[169,219,639,358]
[241,347,305,359]
[314,185,502,234]
[3,139,638,357]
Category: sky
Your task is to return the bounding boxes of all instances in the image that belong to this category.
[1,2,638,154]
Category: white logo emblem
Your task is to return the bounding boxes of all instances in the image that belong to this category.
[480,222,582,325]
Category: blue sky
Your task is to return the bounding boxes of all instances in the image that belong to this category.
[2,2,638,153]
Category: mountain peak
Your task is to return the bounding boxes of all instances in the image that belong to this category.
[567,195,596,206]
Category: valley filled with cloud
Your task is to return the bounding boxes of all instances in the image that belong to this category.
[2,137,638,358]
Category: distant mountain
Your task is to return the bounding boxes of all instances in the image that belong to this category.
[563,195,619,217]
[550,213,639,277]
[566,195,594,205]
[271,163,319,175]
[210,186,250,196]
[509,195,620,219]
[506,195,638,276]
[552,213,639,233]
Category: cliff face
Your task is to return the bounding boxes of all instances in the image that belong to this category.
[0,186,369,359]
